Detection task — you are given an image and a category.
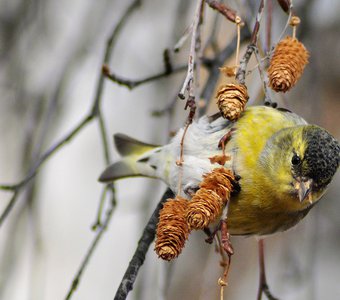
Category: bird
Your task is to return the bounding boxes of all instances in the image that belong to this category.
[99,105,340,236]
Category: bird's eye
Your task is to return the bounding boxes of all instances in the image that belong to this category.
[291,154,301,165]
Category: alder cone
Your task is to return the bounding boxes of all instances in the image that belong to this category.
[186,168,234,230]
[155,196,189,261]
[268,36,309,93]
[216,83,249,121]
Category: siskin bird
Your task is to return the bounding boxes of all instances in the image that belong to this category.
[99,106,340,236]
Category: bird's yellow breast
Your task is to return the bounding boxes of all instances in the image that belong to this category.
[225,107,310,235]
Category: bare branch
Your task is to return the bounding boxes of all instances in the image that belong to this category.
[0,0,141,228]
[253,48,274,106]
[266,0,273,53]
[102,64,187,90]
[236,0,266,85]
[0,115,93,227]
[173,23,193,52]
[199,26,251,115]
[178,0,204,101]
[277,0,291,14]
[114,189,173,300]
[91,0,142,116]
[277,1,293,43]
[65,186,116,300]
[205,0,242,24]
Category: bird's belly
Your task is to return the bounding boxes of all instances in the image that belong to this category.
[226,197,313,236]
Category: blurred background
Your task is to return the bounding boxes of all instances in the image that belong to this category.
[0,0,339,299]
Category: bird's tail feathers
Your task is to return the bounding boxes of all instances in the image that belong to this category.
[114,133,159,157]
[99,134,159,182]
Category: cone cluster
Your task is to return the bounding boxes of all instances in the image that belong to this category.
[155,196,190,261]
[268,36,309,93]
[186,168,234,230]
[155,168,235,261]
[216,84,249,121]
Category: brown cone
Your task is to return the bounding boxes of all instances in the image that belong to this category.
[186,168,235,230]
[268,36,309,92]
[155,196,190,261]
[216,84,249,121]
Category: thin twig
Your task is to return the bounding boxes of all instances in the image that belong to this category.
[253,48,274,106]
[92,186,111,230]
[277,1,293,43]
[266,0,272,53]
[91,0,142,115]
[205,0,241,24]
[277,0,291,14]
[64,2,142,297]
[65,190,116,300]
[173,23,193,52]
[175,0,204,197]
[0,115,93,190]
[102,64,187,90]
[0,191,19,226]
[97,111,111,165]
[178,0,204,101]
[114,189,173,300]
[199,26,251,115]
[203,4,221,54]
[0,115,93,227]
[89,0,141,226]
[236,0,266,85]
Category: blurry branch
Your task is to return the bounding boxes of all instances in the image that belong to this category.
[102,63,187,90]
[205,0,243,24]
[266,0,273,53]
[65,185,116,300]
[114,189,173,300]
[175,0,204,182]
[0,0,141,228]
[253,48,273,106]
[277,0,291,14]
[64,1,142,298]
[0,0,136,294]
[0,115,93,226]
[277,1,293,43]
[203,3,221,54]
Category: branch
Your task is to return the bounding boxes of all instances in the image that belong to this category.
[253,47,274,106]
[65,186,116,300]
[199,25,251,115]
[0,115,93,227]
[102,64,187,90]
[178,0,204,102]
[91,0,141,115]
[205,0,243,24]
[114,189,174,300]
[0,0,141,228]
[277,0,291,14]
[266,0,273,53]
[236,0,265,85]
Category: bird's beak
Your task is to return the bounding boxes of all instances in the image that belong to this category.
[294,178,313,203]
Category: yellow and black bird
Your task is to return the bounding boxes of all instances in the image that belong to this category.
[99,106,340,236]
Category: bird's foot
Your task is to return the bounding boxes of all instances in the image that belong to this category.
[204,220,234,257]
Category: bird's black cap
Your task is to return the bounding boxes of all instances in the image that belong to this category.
[303,126,340,189]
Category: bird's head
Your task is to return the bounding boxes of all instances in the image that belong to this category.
[260,125,340,206]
